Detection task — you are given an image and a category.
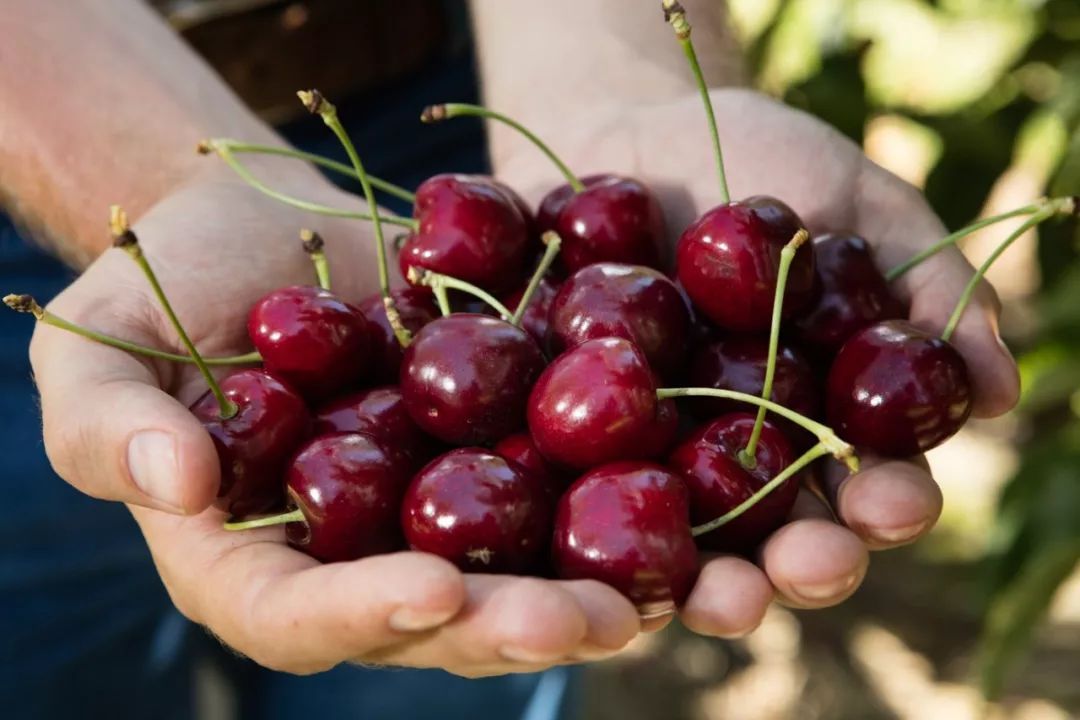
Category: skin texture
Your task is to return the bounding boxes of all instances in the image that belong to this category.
[11,0,1017,677]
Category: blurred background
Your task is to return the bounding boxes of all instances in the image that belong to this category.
[158,1,1080,717]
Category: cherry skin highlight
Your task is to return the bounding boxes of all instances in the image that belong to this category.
[357,288,440,384]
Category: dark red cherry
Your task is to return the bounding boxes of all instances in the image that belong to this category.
[547,263,690,380]
[191,369,311,516]
[641,398,681,459]
[552,461,699,617]
[676,195,815,332]
[492,179,540,251]
[501,276,560,347]
[527,337,659,470]
[400,314,545,445]
[247,285,370,400]
[493,432,571,497]
[794,233,905,352]
[399,174,529,294]
[669,413,799,553]
[538,175,667,274]
[827,320,972,456]
[285,432,408,563]
[357,288,440,384]
[314,386,438,472]
[402,448,552,573]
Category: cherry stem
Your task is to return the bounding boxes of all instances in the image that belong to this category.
[300,229,331,290]
[662,1,730,204]
[740,229,809,468]
[431,285,452,317]
[691,443,829,538]
[657,386,859,471]
[511,231,562,326]
[110,206,238,419]
[3,294,261,365]
[223,507,305,531]
[200,139,418,230]
[422,103,585,193]
[408,267,514,321]
[299,89,413,348]
[201,139,416,204]
[941,206,1065,342]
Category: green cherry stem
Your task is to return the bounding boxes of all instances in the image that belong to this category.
[662,0,730,203]
[299,89,413,348]
[408,268,514,321]
[2,294,261,365]
[691,443,829,538]
[199,139,418,230]
[657,386,859,471]
[110,206,238,419]
[511,231,562,327]
[740,228,809,467]
[941,205,1067,342]
[203,139,416,204]
[300,229,331,290]
[422,103,585,193]
[223,507,305,531]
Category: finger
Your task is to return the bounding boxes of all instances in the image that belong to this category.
[557,580,641,659]
[681,555,774,638]
[759,518,869,609]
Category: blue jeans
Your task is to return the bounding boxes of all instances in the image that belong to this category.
[0,52,577,720]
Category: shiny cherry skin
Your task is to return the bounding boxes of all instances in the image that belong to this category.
[676,195,815,332]
[552,461,699,618]
[400,314,545,445]
[669,413,799,553]
[402,448,552,573]
[191,369,311,516]
[527,337,660,470]
[538,174,667,274]
[285,432,409,563]
[500,276,560,347]
[247,285,371,401]
[314,386,438,472]
[641,398,681,459]
[492,179,540,251]
[547,263,691,380]
[794,233,905,352]
[827,320,972,456]
[357,288,440,384]
[399,174,529,294]
[493,432,571,498]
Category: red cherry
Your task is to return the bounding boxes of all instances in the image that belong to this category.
[527,337,660,470]
[642,398,681,459]
[669,413,799,553]
[285,432,409,563]
[191,369,311,516]
[492,179,540,251]
[247,285,370,400]
[500,276,560,347]
[402,448,553,573]
[552,461,699,617]
[357,288,440,384]
[399,174,529,294]
[547,263,690,380]
[493,432,572,497]
[826,320,972,456]
[400,314,545,445]
[794,233,905,352]
[314,386,439,472]
[538,175,667,274]
[676,195,815,332]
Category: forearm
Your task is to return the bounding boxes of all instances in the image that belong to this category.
[0,0,282,266]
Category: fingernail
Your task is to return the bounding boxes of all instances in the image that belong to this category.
[570,644,622,662]
[389,606,456,633]
[128,430,183,512]
[874,520,928,544]
[498,645,564,664]
[791,573,858,602]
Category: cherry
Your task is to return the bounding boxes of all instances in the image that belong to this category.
[826,320,972,456]
[314,386,438,472]
[501,276,560,347]
[493,432,571,497]
[402,448,552,573]
[400,313,545,445]
[247,285,371,401]
[492,179,540,251]
[190,369,312,516]
[356,288,440,384]
[552,461,699,617]
[668,412,798,553]
[399,174,529,295]
[794,233,904,352]
[642,397,682,459]
[547,263,690,380]
[527,337,661,470]
[284,432,409,563]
